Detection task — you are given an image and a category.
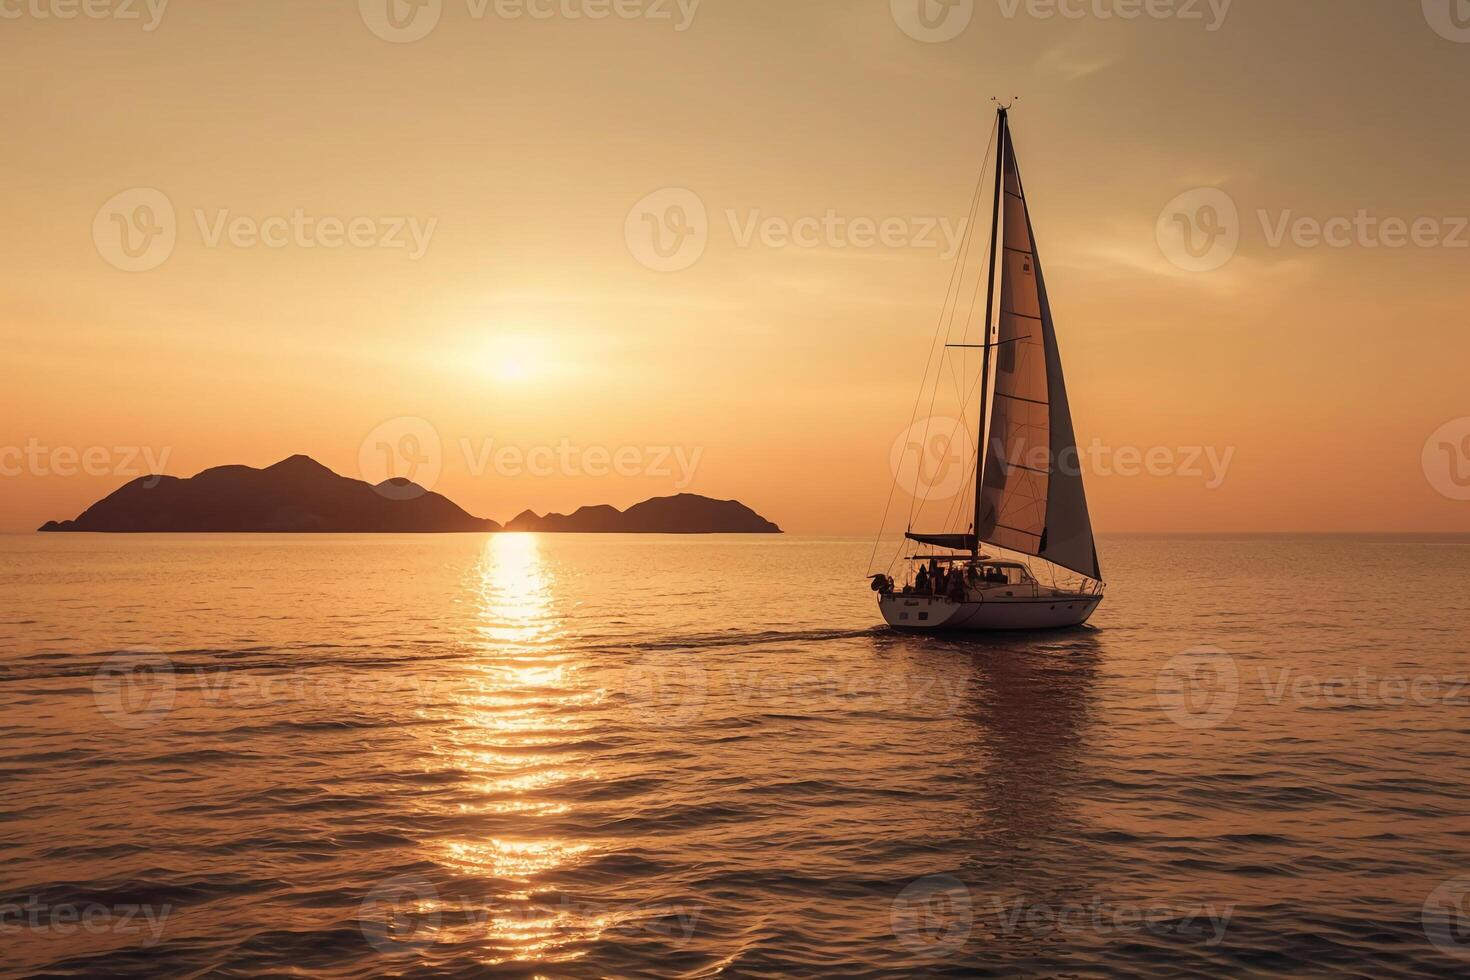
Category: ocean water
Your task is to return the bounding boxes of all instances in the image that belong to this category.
[3,533,1470,978]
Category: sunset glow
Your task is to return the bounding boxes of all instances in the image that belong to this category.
[3,3,1465,535]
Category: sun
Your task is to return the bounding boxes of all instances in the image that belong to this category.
[495,357,529,383]
[480,335,550,384]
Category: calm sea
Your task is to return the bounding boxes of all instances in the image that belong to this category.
[3,533,1470,977]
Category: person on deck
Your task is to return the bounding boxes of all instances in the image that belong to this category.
[947,570,966,602]
[914,565,930,594]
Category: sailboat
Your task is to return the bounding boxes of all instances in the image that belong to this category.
[872,105,1104,631]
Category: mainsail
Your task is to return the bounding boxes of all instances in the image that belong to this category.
[975,120,1101,580]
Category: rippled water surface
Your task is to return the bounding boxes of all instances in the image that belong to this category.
[3,533,1470,977]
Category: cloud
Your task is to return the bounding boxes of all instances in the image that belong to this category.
[1037,32,1122,80]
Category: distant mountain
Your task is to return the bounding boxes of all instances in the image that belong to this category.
[38,455,498,533]
[505,494,781,534]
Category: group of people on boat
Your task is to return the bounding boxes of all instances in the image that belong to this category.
[870,560,1012,601]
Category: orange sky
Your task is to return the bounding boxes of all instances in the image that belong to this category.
[3,0,1468,534]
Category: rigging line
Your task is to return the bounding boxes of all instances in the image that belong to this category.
[907,125,997,534]
[917,289,990,540]
[905,325,988,554]
[912,389,975,542]
[937,124,1002,424]
[929,352,986,539]
[959,129,1001,378]
[911,352,985,546]
[873,116,998,576]
[912,123,1000,536]
[937,430,979,543]
[902,123,996,491]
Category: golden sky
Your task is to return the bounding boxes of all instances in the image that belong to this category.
[3,0,1468,533]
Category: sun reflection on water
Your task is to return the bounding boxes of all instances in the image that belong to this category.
[430,534,611,964]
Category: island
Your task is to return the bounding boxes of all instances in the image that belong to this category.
[38,456,782,535]
[505,494,781,534]
[39,455,498,533]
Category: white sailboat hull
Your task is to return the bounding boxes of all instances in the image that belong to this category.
[877,591,1101,631]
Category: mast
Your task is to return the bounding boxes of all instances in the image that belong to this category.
[971,107,1007,558]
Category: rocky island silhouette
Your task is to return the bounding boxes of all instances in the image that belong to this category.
[38,455,781,534]
[506,495,780,534]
